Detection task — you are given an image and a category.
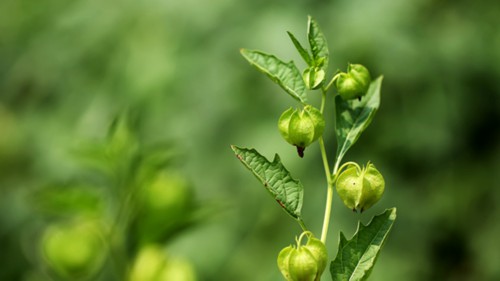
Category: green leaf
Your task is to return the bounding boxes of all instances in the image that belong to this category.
[335,76,383,164]
[240,49,307,103]
[330,208,397,281]
[231,145,303,219]
[287,31,312,66]
[307,16,329,69]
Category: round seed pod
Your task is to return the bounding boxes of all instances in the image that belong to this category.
[303,67,325,90]
[278,106,325,157]
[335,64,371,101]
[41,220,106,279]
[277,232,327,281]
[336,162,385,212]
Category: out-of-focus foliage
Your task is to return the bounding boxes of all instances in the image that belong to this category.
[0,0,499,280]
[1,110,199,280]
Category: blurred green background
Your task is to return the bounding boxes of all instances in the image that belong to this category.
[1,0,499,280]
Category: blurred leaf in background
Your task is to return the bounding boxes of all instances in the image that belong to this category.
[1,0,499,280]
[15,111,200,280]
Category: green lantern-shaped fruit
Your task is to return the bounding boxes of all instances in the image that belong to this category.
[278,106,325,158]
[135,171,193,244]
[41,220,106,279]
[334,63,371,101]
[277,232,327,281]
[129,245,197,281]
[303,67,325,90]
[335,162,385,212]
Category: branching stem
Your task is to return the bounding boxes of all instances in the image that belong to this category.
[318,88,345,243]
[318,89,333,243]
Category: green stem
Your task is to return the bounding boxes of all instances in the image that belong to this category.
[298,219,309,233]
[320,90,326,113]
[331,160,342,190]
[325,73,340,92]
[107,168,139,280]
[318,138,331,185]
[320,182,334,243]
[318,86,350,243]
[320,157,342,243]
[319,137,333,243]
[318,89,334,243]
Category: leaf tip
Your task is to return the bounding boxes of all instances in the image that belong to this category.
[230,145,245,162]
[240,48,251,59]
[339,232,348,245]
[387,207,397,220]
[272,153,281,163]
[358,220,367,231]
[230,144,239,153]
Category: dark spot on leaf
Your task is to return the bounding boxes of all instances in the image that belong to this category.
[276,200,286,208]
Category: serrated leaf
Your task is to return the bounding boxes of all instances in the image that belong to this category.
[240,49,307,103]
[307,16,329,69]
[231,145,303,219]
[330,208,397,281]
[335,76,383,164]
[287,31,312,66]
